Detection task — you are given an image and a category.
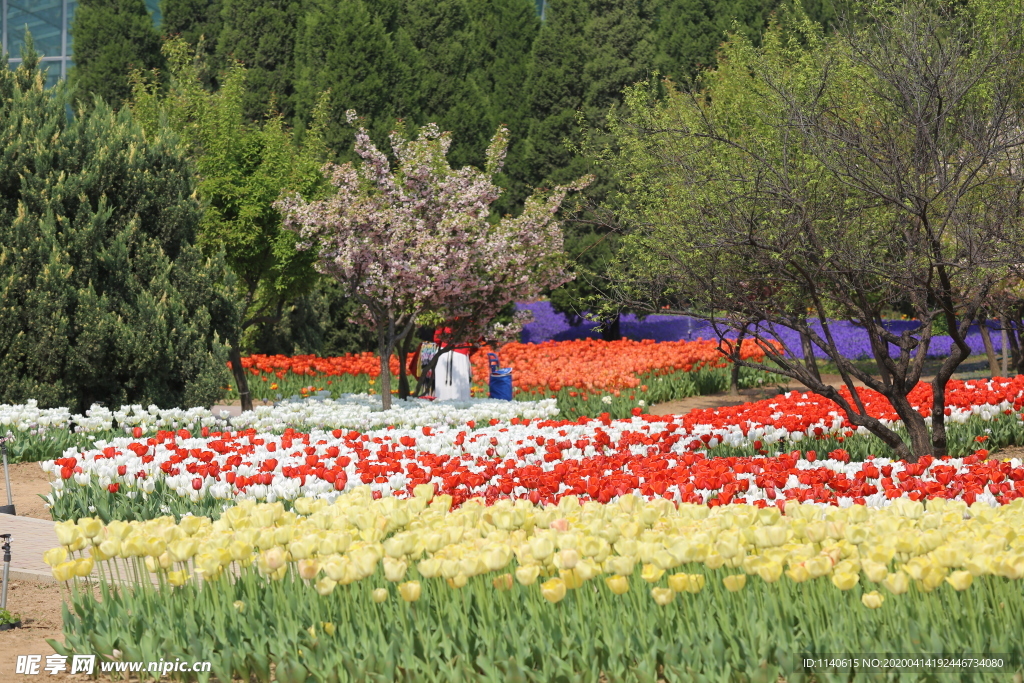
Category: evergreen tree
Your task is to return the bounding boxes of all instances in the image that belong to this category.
[0,51,230,412]
[161,0,223,87]
[292,0,397,157]
[466,0,540,141]
[651,0,722,81]
[517,0,589,189]
[130,38,328,411]
[69,0,164,107]
[217,0,300,121]
[397,0,492,166]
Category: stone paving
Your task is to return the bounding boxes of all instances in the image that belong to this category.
[0,514,58,582]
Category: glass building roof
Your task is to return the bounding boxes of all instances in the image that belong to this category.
[2,0,160,86]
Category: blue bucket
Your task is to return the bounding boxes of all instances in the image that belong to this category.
[487,353,514,401]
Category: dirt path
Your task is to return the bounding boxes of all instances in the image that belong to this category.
[0,579,85,682]
[3,462,56,521]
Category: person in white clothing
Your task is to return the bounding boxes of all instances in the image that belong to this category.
[434,348,472,401]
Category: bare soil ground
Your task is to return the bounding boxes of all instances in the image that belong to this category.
[0,579,94,682]
[5,461,56,521]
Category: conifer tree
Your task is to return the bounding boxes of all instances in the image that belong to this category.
[161,0,223,87]
[397,0,492,166]
[518,0,589,188]
[0,51,230,412]
[70,0,164,107]
[292,0,396,157]
[217,0,299,120]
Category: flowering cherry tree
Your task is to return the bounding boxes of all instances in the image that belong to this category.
[276,112,589,408]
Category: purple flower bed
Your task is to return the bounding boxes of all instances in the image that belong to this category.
[516,301,1003,360]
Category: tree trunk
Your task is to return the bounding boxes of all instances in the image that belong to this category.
[600,314,622,342]
[397,333,413,401]
[979,316,999,377]
[227,345,253,412]
[730,332,745,396]
[1008,324,1022,373]
[1002,325,1009,376]
[378,324,394,410]
[799,329,822,383]
[886,391,932,462]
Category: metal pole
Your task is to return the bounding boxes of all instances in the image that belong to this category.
[1,534,10,611]
[0,436,12,515]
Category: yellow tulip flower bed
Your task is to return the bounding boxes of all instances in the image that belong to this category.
[48,487,1024,681]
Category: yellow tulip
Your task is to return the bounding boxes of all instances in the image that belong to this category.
[704,552,726,570]
[89,544,113,563]
[804,556,832,579]
[919,566,947,592]
[262,547,287,571]
[882,570,910,595]
[557,548,580,570]
[322,621,336,637]
[529,536,554,561]
[105,520,132,541]
[756,561,783,584]
[540,577,567,603]
[804,521,827,543]
[52,560,77,582]
[233,600,246,614]
[515,565,541,586]
[315,577,337,596]
[861,590,884,608]
[54,521,81,547]
[298,559,322,581]
[43,547,67,567]
[413,484,435,501]
[715,534,741,559]
[605,575,630,595]
[722,574,747,592]
[559,569,584,589]
[167,539,199,564]
[861,560,888,583]
[492,573,514,591]
[650,587,675,606]
[447,573,469,589]
[641,564,665,583]
[605,554,636,577]
[830,571,858,591]
[946,570,973,591]
[382,557,408,582]
[179,516,204,536]
[78,517,103,540]
[167,570,188,587]
[399,581,422,602]
[372,588,389,603]
[786,564,810,583]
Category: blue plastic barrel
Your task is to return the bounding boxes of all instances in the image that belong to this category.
[488,353,514,400]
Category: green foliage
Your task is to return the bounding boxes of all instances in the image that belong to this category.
[129,37,328,348]
[69,0,164,108]
[0,608,21,625]
[56,560,1024,680]
[292,0,398,159]
[395,0,493,167]
[0,55,231,413]
[216,0,301,121]
[250,278,379,357]
[160,0,224,88]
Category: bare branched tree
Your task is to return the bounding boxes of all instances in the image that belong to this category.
[602,1,1024,461]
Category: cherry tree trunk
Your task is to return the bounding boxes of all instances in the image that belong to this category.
[228,345,253,412]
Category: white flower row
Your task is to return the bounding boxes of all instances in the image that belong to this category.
[0,396,559,435]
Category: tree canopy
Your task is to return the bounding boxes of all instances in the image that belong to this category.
[0,51,230,412]
[600,0,1024,461]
